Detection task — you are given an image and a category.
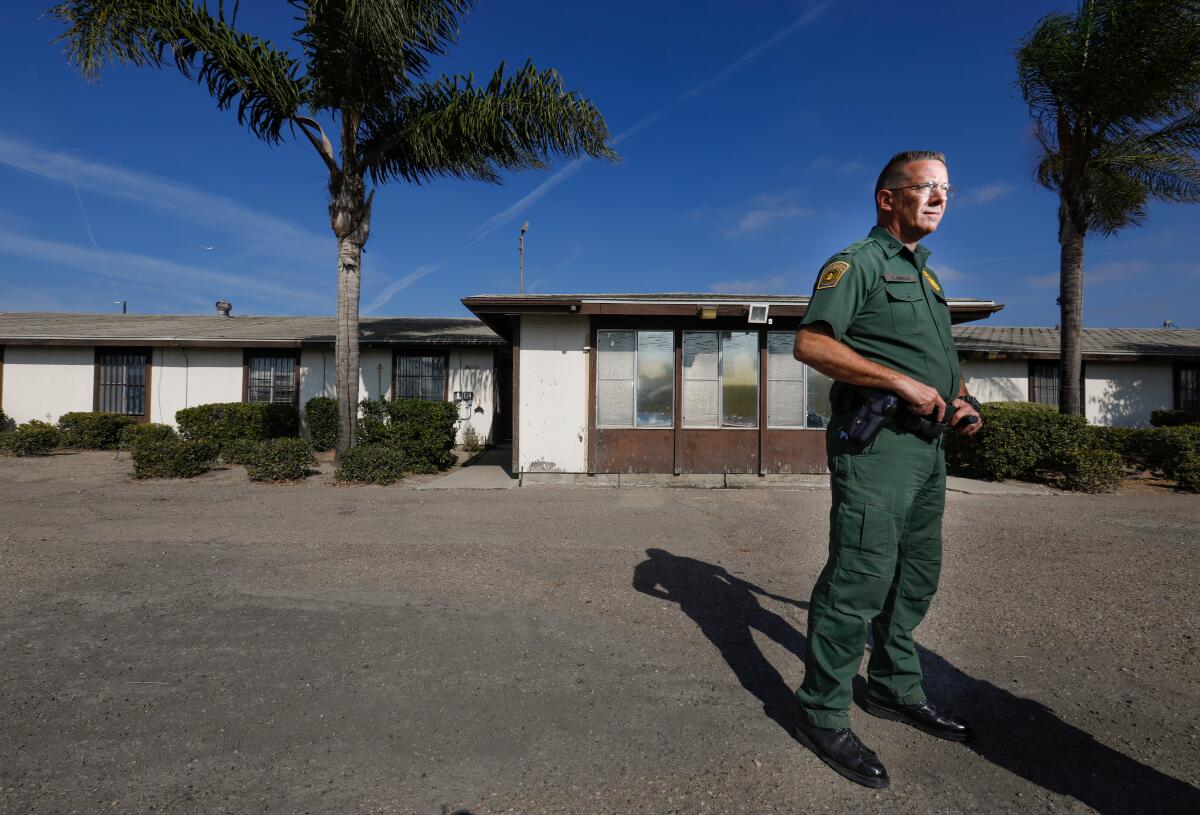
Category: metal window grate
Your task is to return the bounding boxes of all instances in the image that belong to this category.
[1179,365,1200,411]
[1031,362,1059,405]
[247,354,297,404]
[98,352,147,416]
[395,355,446,401]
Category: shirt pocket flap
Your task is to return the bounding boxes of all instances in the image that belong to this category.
[884,284,923,302]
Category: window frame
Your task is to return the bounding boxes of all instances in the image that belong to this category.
[1028,359,1086,411]
[392,350,449,402]
[93,347,152,422]
[682,329,759,430]
[242,349,301,406]
[1175,362,1200,411]
[594,329,676,429]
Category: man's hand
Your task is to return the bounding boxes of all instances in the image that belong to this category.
[891,377,946,422]
[948,398,983,436]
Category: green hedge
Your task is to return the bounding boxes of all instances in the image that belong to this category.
[305,396,338,451]
[1177,453,1200,493]
[221,438,263,465]
[945,403,1089,482]
[335,443,407,485]
[176,402,299,446]
[0,407,11,432]
[1150,409,1200,427]
[355,398,457,472]
[1139,425,1200,481]
[244,438,315,482]
[1060,448,1125,493]
[119,423,177,451]
[0,421,61,456]
[57,412,138,449]
[131,439,217,478]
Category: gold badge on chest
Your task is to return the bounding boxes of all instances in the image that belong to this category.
[922,269,941,293]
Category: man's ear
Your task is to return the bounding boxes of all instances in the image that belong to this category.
[876,188,894,213]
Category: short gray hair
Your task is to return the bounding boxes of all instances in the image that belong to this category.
[874,151,947,194]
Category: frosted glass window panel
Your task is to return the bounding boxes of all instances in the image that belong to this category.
[636,330,674,427]
[597,330,635,427]
[806,367,834,428]
[597,331,635,380]
[721,331,759,428]
[683,332,719,427]
[767,332,805,427]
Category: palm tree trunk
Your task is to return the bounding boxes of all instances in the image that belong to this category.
[329,168,373,455]
[1057,199,1085,417]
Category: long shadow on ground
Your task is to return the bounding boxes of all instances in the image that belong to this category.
[632,548,1199,814]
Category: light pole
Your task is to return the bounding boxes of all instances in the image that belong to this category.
[519,221,529,294]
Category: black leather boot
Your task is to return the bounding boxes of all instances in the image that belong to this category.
[793,716,889,789]
[862,694,972,742]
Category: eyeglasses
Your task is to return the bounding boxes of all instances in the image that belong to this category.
[888,181,956,198]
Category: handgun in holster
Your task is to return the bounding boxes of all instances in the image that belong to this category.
[843,387,978,443]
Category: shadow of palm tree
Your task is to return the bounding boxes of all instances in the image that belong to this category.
[632,548,1199,813]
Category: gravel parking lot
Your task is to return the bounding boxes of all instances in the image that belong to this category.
[2,452,1198,814]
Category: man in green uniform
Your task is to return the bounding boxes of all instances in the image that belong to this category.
[791,150,983,788]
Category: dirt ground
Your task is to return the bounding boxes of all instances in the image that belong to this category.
[1,451,1198,814]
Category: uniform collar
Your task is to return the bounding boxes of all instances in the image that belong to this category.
[869,225,932,266]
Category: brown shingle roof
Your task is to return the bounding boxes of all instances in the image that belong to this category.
[0,313,504,346]
[953,326,1200,357]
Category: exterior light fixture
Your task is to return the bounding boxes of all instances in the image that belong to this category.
[699,306,718,320]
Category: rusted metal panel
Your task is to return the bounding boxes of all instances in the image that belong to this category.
[592,428,675,473]
[761,429,827,473]
[676,429,758,474]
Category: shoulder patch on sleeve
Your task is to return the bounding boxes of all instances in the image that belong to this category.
[816,260,850,289]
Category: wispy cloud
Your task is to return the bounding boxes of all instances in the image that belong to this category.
[0,230,328,309]
[0,134,329,262]
[725,205,813,237]
[527,244,585,293]
[470,1,834,243]
[363,262,446,314]
[960,182,1014,206]
[708,273,797,294]
[932,263,967,283]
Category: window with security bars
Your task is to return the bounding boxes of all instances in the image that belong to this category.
[97,351,148,417]
[766,332,832,428]
[1030,362,1059,405]
[394,354,446,401]
[246,353,298,404]
[1178,364,1200,411]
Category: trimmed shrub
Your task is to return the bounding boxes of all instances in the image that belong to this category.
[1138,425,1200,480]
[1175,453,1200,493]
[0,420,61,456]
[57,412,138,449]
[355,398,457,472]
[1150,409,1200,427]
[119,423,177,451]
[244,438,315,482]
[1060,448,1125,493]
[131,439,217,478]
[221,438,263,465]
[175,402,299,446]
[944,402,1089,482]
[1086,425,1137,460]
[305,396,338,451]
[335,444,407,485]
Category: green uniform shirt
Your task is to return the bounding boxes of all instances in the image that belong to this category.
[800,225,961,406]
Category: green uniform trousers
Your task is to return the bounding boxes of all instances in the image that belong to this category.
[796,414,946,729]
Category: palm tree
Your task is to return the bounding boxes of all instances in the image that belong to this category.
[1016,0,1200,415]
[52,0,617,452]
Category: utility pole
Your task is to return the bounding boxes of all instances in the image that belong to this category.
[115,300,127,314]
[519,221,529,293]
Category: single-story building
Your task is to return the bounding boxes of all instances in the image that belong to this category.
[0,311,509,445]
[957,326,1200,427]
[462,293,1004,478]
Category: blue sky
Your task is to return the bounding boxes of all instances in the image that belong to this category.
[1,0,1196,327]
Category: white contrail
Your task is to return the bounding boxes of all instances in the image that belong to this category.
[67,173,120,298]
[363,262,446,314]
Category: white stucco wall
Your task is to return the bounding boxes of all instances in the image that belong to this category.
[518,315,589,473]
[358,349,393,403]
[1,346,95,424]
[1085,361,1174,428]
[449,348,496,445]
[150,347,243,426]
[959,359,1028,403]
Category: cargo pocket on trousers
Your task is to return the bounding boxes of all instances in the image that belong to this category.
[829,502,896,620]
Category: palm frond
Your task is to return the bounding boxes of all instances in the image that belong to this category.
[295,0,472,111]
[53,0,304,143]
[358,60,617,185]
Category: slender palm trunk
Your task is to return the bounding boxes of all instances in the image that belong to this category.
[329,117,372,456]
[1057,198,1085,416]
